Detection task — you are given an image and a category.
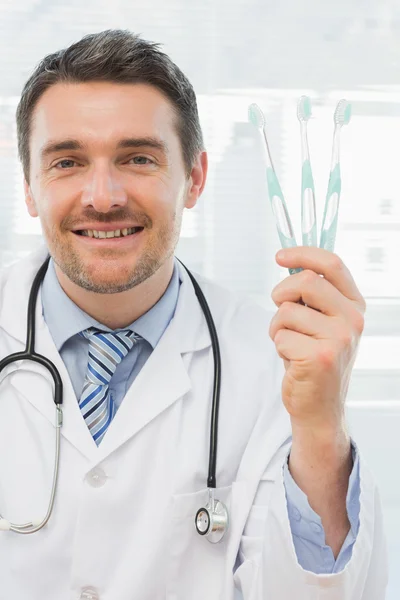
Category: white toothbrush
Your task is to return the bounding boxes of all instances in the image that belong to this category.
[248,103,302,275]
[319,99,352,252]
[297,96,317,247]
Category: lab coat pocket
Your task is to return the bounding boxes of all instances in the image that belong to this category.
[239,479,273,564]
[166,485,232,598]
[239,508,267,564]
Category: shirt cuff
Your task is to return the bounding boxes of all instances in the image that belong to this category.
[283,440,361,574]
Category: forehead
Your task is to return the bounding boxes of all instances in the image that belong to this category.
[29,81,179,153]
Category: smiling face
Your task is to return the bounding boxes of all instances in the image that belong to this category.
[25,81,206,294]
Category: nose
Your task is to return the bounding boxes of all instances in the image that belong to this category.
[80,163,128,213]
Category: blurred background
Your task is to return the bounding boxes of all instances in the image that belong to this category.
[0,0,399,595]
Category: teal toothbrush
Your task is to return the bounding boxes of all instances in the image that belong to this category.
[319,99,352,252]
[297,96,317,247]
[248,103,302,275]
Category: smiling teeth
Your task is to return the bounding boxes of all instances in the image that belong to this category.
[81,227,139,238]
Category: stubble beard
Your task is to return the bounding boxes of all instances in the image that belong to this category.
[46,212,182,294]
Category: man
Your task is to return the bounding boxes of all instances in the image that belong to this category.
[0,29,387,599]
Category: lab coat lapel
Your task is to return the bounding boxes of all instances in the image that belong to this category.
[0,247,100,462]
[7,301,100,462]
[95,263,212,460]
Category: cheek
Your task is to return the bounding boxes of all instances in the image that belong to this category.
[138,177,185,217]
[34,185,73,228]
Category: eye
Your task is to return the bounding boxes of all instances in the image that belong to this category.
[130,156,154,165]
[54,159,78,169]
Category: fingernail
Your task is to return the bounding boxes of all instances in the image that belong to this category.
[276,250,286,260]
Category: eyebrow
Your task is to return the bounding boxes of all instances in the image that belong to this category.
[40,136,169,161]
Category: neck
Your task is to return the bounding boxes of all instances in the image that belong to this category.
[54,258,175,329]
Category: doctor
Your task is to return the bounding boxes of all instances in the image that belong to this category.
[0,29,387,599]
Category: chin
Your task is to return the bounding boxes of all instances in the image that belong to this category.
[64,253,165,295]
[74,262,140,294]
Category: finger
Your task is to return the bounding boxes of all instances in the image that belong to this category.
[276,247,365,309]
[273,328,316,362]
[269,301,339,341]
[272,269,356,318]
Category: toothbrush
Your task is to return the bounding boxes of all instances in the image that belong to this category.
[248,103,302,275]
[319,99,352,253]
[297,96,317,247]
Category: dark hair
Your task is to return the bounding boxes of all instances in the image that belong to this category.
[16,29,204,183]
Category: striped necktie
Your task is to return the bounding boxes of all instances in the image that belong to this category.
[80,327,141,445]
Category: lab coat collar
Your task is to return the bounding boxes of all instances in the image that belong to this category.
[0,246,211,354]
[0,244,50,345]
[0,246,212,461]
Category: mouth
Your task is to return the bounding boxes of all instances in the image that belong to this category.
[74,226,144,239]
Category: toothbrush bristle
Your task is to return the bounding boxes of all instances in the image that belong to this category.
[248,103,265,129]
[297,95,312,122]
[334,99,352,126]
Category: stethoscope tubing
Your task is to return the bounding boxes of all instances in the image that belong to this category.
[176,259,222,490]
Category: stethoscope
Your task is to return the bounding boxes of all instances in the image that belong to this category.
[0,256,229,543]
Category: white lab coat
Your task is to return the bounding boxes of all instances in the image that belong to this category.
[0,246,388,600]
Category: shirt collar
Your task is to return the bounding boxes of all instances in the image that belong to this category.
[41,259,181,351]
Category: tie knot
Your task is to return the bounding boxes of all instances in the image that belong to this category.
[81,327,141,386]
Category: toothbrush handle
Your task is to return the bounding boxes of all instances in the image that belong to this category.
[266,168,302,275]
[319,164,341,253]
[301,159,317,247]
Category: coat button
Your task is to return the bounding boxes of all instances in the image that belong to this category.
[86,467,107,488]
[80,587,99,599]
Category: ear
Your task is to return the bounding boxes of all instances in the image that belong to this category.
[184,151,208,209]
[24,179,38,217]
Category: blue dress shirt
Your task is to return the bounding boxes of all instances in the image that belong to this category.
[41,257,360,574]
[283,444,360,573]
[41,259,180,407]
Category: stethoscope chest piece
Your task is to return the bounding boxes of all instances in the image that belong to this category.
[195,489,229,544]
